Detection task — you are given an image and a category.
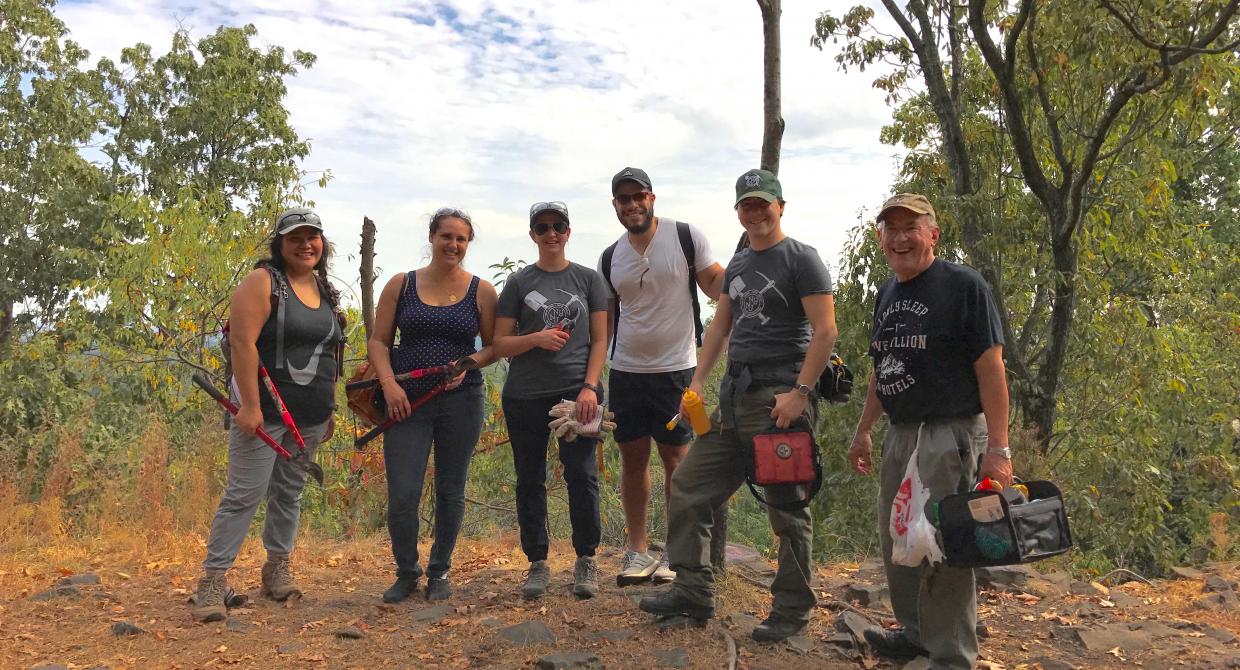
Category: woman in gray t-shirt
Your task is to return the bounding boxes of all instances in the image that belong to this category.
[493,201,609,601]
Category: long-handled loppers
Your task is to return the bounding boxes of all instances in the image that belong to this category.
[352,356,478,448]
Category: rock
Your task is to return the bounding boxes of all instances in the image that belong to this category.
[498,620,556,646]
[55,573,101,587]
[1068,581,1108,598]
[110,621,144,636]
[845,583,890,608]
[976,565,1031,589]
[857,558,885,578]
[976,623,990,638]
[411,603,453,623]
[1072,625,1154,652]
[1124,620,1180,638]
[723,543,763,564]
[225,617,251,633]
[30,665,70,670]
[30,585,81,601]
[787,635,815,653]
[1225,656,1240,669]
[535,652,603,669]
[901,658,931,670]
[656,615,706,631]
[1204,626,1239,645]
[1024,577,1068,600]
[1205,575,1235,592]
[276,643,305,654]
[480,617,506,629]
[1170,566,1205,580]
[1195,590,1240,611]
[835,611,875,643]
[1107,591,1143,608]
[588,629,632,642]
[334,626,366,640]
[652,648,689,667]
[648,540,666,552]
[1025,657,1076,670]
[724,613,759,632]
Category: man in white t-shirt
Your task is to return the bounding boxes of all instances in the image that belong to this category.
[598,167,725,585]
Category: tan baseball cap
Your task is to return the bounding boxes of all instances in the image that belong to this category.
[877,193,936,223]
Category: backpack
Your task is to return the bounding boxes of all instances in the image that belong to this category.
[600,220,704,358]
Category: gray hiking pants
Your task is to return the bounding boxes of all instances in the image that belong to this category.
[203,418,328,571]
[878,415,987,670]
[666,385,817,624]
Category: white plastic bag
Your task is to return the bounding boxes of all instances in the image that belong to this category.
[889,434,944,567]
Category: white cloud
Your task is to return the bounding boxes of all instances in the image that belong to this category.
[58,0,907,293]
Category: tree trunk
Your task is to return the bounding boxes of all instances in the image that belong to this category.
[360,216,377,340]
[757,0,784,174]
[0,304,12,349]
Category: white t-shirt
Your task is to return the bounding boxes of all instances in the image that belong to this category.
[597,217,715,373]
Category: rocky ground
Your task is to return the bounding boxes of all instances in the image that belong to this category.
[2,535,1237,669]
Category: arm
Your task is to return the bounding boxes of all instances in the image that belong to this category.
[368,274,412,421]
[974,344,1013,487]
[228,269,275,434]
[470,279,500,368]
[684,294,735,404]
[770,293,838,428]
[575,310,609,424]
[847,373,885,475]
[491,317,568,358]
[695,262,725,301]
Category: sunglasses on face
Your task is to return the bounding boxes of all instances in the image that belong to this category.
[532,220,569,235]
[614,192,650,205]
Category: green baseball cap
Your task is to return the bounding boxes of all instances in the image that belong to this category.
[734,169,782,207]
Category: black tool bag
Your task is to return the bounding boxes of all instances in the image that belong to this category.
[936,480,1073,568]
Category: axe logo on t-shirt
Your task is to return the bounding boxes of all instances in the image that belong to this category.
[524,289,584,329]
[728,272,789,326]
[872,298,930,397]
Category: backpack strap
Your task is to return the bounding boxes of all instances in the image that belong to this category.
[600,241,620,358]
[263,265,290,370]
[676,220,704,347]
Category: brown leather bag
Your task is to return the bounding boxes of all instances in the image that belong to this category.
[345,362,386,427]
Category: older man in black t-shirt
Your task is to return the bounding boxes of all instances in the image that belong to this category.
[847,194,1013,670]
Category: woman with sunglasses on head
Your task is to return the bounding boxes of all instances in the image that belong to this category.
[192,207,345,623]
[493,201,609,601]
[367,207,498,603]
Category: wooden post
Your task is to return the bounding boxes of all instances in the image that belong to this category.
[360,216,377,339]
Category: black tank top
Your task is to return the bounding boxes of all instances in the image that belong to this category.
[256,273,339,426]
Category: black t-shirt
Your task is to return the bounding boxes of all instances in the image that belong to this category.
[868,259,1003,424]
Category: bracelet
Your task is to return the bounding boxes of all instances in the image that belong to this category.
[581,382,599,394]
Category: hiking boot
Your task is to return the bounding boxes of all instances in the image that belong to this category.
[425,577,451,602]
[260,555,302,601]
[752,614,806,642]
[651,552,675,584]
[638,587,714,621]
[383,574,419,603]
[521,560,551,599]
[191,571,229,623]
[864,628,928,661]
[572,556,598,599]
[616,550,658,586]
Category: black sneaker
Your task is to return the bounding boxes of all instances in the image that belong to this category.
[863,627,928,661]
[425,577,451,601]
[751,614,806,642]
[382,574,419,603]
[638,588,715,621]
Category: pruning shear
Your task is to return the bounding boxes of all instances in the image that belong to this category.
[353,355,479,447]
[192,373,326,486]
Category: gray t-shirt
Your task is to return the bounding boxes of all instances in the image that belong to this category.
[497,262,609,399]
[723,237,833,364]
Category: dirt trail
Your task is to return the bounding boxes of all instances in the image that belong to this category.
[3,535,1237,669]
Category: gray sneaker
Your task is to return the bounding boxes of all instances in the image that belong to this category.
[651,552,675,584]
[616,550,658,586]
[572,556,598,599]
[191,572,228,622]
[521,560,550,599]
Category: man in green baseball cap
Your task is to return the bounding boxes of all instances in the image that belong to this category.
[733,168,783,207]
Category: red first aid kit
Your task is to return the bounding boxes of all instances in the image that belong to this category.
[747,424,822,511]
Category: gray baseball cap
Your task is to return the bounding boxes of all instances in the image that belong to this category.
[274,207,323,235]
[611,167,652,195]
[529,200,570,226]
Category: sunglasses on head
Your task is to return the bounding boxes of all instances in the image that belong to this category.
[278,211,321,228]
[614,191,650,205]
[532,220,569,235]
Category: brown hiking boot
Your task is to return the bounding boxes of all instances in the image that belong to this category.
[191,572,229,622]
[260,555,302,601]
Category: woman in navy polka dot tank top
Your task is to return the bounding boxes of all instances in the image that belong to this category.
[366,208,498,603]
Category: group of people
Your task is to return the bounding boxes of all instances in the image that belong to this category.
[190,166,1013,670]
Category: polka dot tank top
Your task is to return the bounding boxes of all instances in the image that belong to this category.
[389,271,482,397]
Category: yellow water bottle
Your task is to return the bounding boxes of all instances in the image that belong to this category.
[682,389,711,436]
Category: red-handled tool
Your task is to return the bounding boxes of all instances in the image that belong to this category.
[353,356,478,448]
[259,365,308,454]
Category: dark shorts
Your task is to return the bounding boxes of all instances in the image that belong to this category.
[608,368,695,445]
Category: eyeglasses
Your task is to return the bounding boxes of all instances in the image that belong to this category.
[532,220,569,235]
[278,211,321,227]
[614,192,651,205]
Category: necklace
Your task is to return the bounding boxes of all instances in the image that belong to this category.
[448,294,458,302]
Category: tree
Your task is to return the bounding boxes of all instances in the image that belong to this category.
[757,0,784,174]
[0,0,114,347]
[813,0,1240,451]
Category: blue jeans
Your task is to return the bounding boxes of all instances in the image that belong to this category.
[502,393,602,562]
[382,385,484,579]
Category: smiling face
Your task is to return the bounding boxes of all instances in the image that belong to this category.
[529,210,570,254]
[735,196,784,241]
[612,181,655,234]
[279,227,324,274]
[430,216,472,266]
[877,207,939,281]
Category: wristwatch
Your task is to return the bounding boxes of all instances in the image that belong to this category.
[987,446,1012,459]
[794,383,812,398]
[581,382,599,394]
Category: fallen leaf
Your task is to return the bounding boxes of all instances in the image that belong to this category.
[214,645,227,653]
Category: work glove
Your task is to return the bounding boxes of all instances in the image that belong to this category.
[547,400,616,440]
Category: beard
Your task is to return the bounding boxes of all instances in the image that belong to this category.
[621,209,655,234]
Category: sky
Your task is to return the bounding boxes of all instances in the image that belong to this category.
[58,0,906,305]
